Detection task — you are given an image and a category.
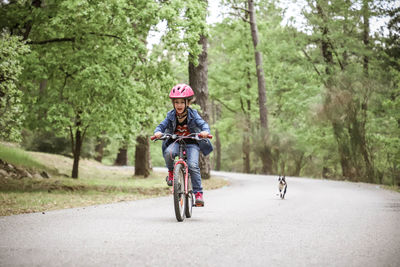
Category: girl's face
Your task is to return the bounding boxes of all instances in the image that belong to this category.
[173,99,186,114]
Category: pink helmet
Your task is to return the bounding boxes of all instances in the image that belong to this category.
[169,84,194,99]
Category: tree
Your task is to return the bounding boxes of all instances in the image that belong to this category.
[209,18,258,173]
[131,0,210,176]
[299,0,398,182]
[1,0,154,178]
[0,31,29,142]
[210,1,324,175]
[134,136,151,177]
[222,0,273,173]
[188,0,211,179]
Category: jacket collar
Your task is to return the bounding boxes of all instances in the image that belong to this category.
[168,108,192,121]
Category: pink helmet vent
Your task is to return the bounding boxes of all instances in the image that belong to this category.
[169,83,194,99]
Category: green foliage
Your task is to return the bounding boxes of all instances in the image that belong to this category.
[209,2,323,175]
[0,0,208,177]
[0,31,30,142]
[1,0,398,184]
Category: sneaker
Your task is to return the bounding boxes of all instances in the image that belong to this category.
[165,171,173,186]
[195,192,204,207]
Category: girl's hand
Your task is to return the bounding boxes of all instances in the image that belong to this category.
[155,132,163,138]
[199,131,209,138]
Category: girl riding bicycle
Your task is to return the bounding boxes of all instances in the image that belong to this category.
[154,84,213,207]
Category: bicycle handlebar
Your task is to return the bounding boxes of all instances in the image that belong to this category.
[150,133,213,141]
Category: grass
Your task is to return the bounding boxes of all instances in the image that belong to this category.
[0,174,171,216]
[0,144,229,216]
[382,184,400,193]
[0,143,54,173]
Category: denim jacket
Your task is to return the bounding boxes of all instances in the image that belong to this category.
[154,108,213,156]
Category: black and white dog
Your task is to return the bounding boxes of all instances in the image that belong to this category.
[278,175,287,199]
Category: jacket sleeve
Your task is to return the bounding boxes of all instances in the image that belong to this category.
[154,116,169,134]
[192,109,210,133]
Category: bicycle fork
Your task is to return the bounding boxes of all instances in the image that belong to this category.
[173,158,189,194]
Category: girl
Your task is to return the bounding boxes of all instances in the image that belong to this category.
[154,84,213,206]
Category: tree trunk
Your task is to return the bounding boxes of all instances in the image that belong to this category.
[70,112,86,179]
[317,2,355,180]
[241,99,251,173]
[94,136,105,162]
[362,0,370,76]
[333,122,355,180]
[242,55,252,174]
[248,0,268,130]
[189,27,211,179]
[292,152,305,177]
[247,0,272,174]
[361,0,375,182]
[215,129,221,171]
[242,132,251,173]
[134,135,151,177]
[115,146,128,166]
[71,128,82,179]
[211,101,221,171]
[349,110,374,182]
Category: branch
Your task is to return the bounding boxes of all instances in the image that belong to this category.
[82,125,89,141]
[214,98,237,113]
[231,5,249,14]
[327,40,345,71]
[301,48,322,77]
[315,3,345,71]
[301,48,328,87]
[27,37,75,45]
[27,32,123,45]
[88,32,123,41]
[60,71,69,101]
[228,12,250,23]
[240,97,246,114]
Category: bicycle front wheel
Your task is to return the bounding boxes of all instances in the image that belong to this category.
[173,163,186,222]
[185,173,193,218]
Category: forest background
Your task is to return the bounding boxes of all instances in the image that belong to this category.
[1,0,399,186]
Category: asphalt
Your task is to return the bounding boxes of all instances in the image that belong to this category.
[1,171,399,267]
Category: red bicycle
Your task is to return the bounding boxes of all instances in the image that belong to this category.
[151,133,212,222]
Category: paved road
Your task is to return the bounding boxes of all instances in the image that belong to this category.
[1,171,400,267]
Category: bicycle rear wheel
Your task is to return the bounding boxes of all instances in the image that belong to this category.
[173,164,186,222]
[185,173,193,218]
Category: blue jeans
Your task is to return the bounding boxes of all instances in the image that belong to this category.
[164,143,202,194]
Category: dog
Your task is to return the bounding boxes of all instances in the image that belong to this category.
[277,175,287,199]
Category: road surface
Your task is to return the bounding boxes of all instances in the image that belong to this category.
[1,171,399,266]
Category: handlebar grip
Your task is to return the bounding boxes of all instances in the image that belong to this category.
[207,134,213,139]
[150,136,157,141]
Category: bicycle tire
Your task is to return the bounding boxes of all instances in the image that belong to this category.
[185,173,193,218]
[173,164,186,222]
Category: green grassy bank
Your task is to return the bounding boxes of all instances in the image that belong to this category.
[0,143,228,216]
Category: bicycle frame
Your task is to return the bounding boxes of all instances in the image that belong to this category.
[151,132,213,195]
[151,132,212,221]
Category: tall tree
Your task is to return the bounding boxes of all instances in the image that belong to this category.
[187,0,212,179]
[223,0,273,173]
[302,0,379,182]
[209,18,258,173]
[189,34,212,179]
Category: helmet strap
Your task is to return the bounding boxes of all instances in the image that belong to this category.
[176,110,187,120]
[173,99,189,119]
[173,99,189,114]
